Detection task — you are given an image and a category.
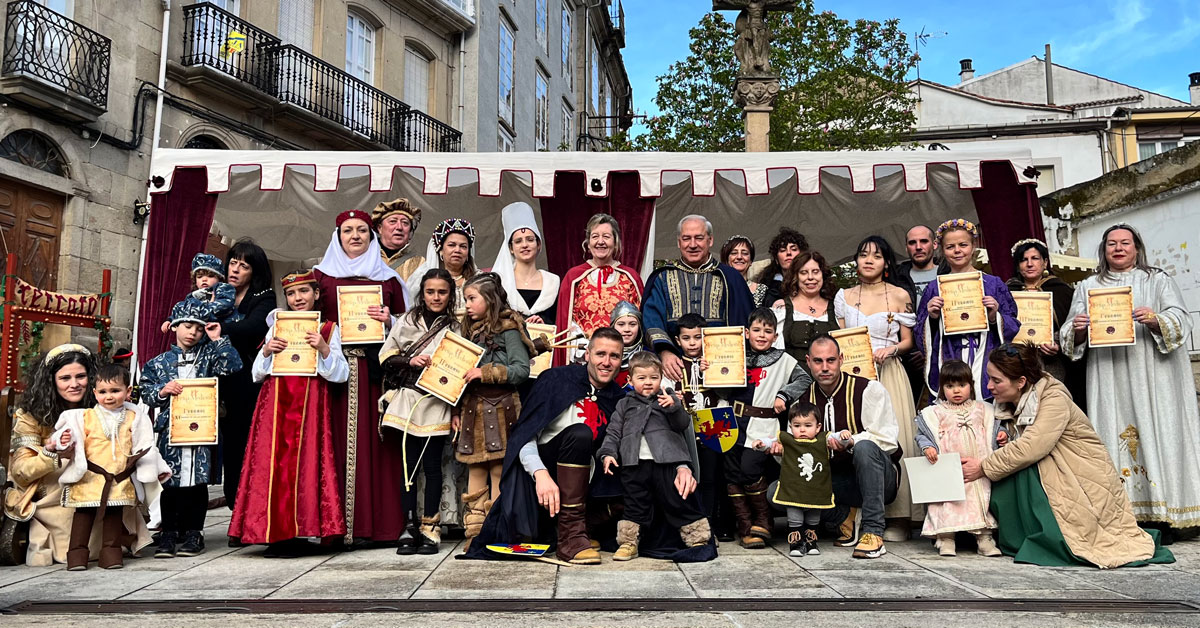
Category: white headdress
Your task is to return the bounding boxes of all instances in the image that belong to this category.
[490,202,560,316]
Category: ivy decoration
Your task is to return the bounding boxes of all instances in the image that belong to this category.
[18,320,45,382]
[95,316,113,363]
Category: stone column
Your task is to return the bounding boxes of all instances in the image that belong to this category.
[735,76,780,152]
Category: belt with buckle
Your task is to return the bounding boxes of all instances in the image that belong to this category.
[732,400,776,418]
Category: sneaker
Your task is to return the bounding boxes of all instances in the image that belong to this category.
[787,528,805,557]
[154,531,178,559]
[804,527,821,556]
[852,533,886,559]
[834,507,859,547]
[176,531,205,557]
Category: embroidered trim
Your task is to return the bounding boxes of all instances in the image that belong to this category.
[343,347,365,543]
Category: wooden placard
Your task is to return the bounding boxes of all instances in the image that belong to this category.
[1012,292,1054,346]
[526,322,556,379]
[271,311,321,376]
[1087,286,1135,347]
[417,331,485,405]
[337,285,386,344]
[702,326,747,387]
[938,271,989,335]
[830,326,877,380]
[169,378,219,447]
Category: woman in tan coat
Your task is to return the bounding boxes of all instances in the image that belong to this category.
[961,343,1172,568]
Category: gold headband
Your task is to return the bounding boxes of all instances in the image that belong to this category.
[45,343,90,362]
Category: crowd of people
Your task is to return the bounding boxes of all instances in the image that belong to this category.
[4,198,1195,572]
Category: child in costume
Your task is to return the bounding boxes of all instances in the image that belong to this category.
[380,268,460,556]
[160,253,237,333]
[725,307,812,548]
[454,272,533,549]
[754,401,833,557]
[598,351,711,560]
[51,364,170,570]
[227,270,349,556]
[915,359,1003,557]
[141,300,243,558]
[610,300,646,391]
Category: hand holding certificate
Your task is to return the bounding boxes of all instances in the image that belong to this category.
[417,331,485,405]
[169,378,219,447]
[272,311,320,376]
[830,326,877,380]
[526,322,556,378]
[337,285,386,344]
[1087,286,1135,347]
[702,326,746,387]
[938,272,989,335]
[1012,292,1054,346]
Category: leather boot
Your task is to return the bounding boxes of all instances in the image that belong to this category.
[835,507,860,547]
[727,484,762,549]
[679,518,712,548]
[99,509,126,569]
[744,478,773,539]
[67,510,94,571]
[613,520,639,561]
[396,508,419,556]
[417,514,441,555]
[460,487,490,552]
[556,463,599,564]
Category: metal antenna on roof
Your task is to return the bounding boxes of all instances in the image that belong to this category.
[913,26,948,101]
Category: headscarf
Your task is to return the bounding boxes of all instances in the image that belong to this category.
[313,219,402,283]
[491,202,560,316]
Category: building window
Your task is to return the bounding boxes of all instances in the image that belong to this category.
[561,102,574,150]
[183,134,228,150]
[536,0,548,55]
[1137,139,1191,162]
[0,130,68,176]
[589,37,600,114]
[405,46,432,113]
[561,3,573,90]
[498,127,515,152]
[498,17,515,126]
[535,71,549,150]
[345,11,375,84]
[278,0,314,52]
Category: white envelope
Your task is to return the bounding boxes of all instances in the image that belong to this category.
[903,452,967,504]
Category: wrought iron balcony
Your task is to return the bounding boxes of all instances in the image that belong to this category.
[181,2,280,93]
[390,109,463,152]
[1,0,111,119]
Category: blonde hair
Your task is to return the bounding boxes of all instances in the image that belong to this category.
[584,213,623,259]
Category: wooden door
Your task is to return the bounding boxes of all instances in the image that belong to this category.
[0,177,64,289]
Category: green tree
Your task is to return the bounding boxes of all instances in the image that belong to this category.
[635,2,919,152]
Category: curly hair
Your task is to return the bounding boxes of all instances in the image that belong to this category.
[755,228,809,284]
[781,250,837,301]
[19,349,97,426]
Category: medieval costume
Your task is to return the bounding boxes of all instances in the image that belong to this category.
[313,209,408,543]
[772,299,840,367]
[372,198,425,284]
[53,402,170,569]
[771,430,834,556]
[665,355,729,533]
[916,273,1020,400]
[643,256,754,355]
[555,261,643,366]
[171,253,237,326]
[1005,253,1085,409]
[406,218,476,318]
[1060,268,1200,528]
[609,300,645,391]
[915,400,999,544]
[228,273,350,548]
[984,377,1173,568]
[492,202,560,325]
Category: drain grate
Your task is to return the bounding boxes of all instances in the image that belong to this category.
[4,598,1199,615]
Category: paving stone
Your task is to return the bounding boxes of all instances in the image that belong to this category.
[142,553,331,591]
[315,546,453,572]
[0,570,164,607]
[555,569,695,598]
[1050,568,1200,602]
[119,588,278,601]
[809,569,985,599]
[780,542,925,571]
[679,555,827,597]
[416,557,556,597]
[270,570,426,599]
[0,565,61,588]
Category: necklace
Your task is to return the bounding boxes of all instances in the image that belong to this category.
[795,294,824,315]
[854,281,895,323]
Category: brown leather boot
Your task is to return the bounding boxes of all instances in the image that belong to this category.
[67,509,94,571]
[744,478,773,539]
[727,484,763,549]
[556,463,600,564]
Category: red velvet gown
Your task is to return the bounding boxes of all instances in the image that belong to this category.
[313,270,408,542]
[229,321,346,544]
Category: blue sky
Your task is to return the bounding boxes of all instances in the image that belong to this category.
[622,0,1200,132]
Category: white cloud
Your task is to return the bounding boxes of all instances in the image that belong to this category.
[1055,0,1199,70]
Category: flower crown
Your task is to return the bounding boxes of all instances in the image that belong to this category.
[936,218,977,240]
[1010,238,1047,255]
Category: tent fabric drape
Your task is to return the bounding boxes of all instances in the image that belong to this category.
[135,167,219,364]
[971,162,1046,283]
[538,172,655,277]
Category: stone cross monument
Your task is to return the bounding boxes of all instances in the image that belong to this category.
[713,0,794,152]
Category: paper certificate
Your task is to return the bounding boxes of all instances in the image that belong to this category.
[271,311,320,376]
[903,452,966,504]
[1087,286,1135,347]
[830,326,877,380]
[526,322,556,379]
[417,331,485,405]
[938,272,989,335]
[1012,292,1054,346]
[337,285,386,344]
[169,378,219,447]
[702,326,746,387]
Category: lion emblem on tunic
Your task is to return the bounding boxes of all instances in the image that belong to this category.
[797,452,823,482]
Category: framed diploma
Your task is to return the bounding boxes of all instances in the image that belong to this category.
[169,378,219,447]
[938,272,989,335]
[1087,286,1135,347]
[526,322,556,379]
[702,326,747,387]
[337,285,386,344]
[417,331,485,405]
[830,326,877,380]
[1012,292,1054,346]
[271,311,321,376]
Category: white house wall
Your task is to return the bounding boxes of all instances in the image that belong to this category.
[957,59,1187,108]
[914,86,1064,127]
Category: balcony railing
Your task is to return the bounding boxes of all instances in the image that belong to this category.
[181,2,460,151]
[391,109,463,152]
[1,0,110,110]
[608,0,625,46]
